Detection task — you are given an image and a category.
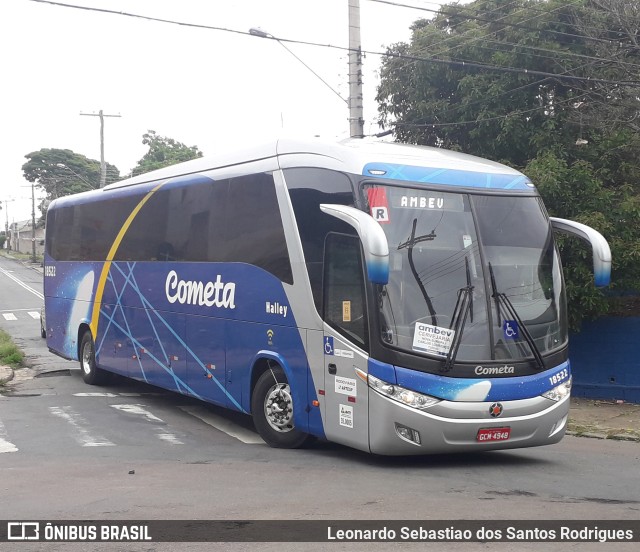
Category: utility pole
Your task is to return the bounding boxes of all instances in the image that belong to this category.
[31,182,36,262]
[2,198,14,251]
[80,110,121,188]
[348,0,364,138]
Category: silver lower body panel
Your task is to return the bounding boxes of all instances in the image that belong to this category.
[368,392,570,455]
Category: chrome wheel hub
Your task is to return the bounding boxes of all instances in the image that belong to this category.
[264,383,294,433]
[82,343,93,375]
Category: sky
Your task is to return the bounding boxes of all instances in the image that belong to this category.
[1,0,450,223]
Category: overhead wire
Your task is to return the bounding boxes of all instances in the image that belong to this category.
[371,0,639,107]
[369,0,640,130]
[366,0,635,46]
[392,89,594,129]
[396,0,586,71]
[29,0,640,88]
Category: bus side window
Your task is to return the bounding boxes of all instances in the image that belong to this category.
[323,233,368,350]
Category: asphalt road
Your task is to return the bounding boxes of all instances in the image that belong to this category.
[1,254,639,551]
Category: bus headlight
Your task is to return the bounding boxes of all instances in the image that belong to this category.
[355,369,440,410]
[542,377,572,402]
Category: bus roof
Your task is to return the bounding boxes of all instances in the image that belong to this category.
[100,136,532,192]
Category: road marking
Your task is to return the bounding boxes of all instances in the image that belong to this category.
[117,392,163,397]
[73,393,118,397]
[110,403,164,422]
[155,430,184,445]
[180,405,265,445]
[0,420,18,453]
[0,267,44,300]
[110,404,184,445]
[2,313,17,321]
[49,406,115,447]
[28,311,41,319]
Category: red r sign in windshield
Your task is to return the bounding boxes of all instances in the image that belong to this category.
[367,187,390,224]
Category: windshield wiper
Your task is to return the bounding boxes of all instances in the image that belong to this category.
[398,218,437,326]
[442,257,474,372]
[488,262,545,371]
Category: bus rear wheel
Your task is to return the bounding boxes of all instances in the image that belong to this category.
[80,331,109,385]
[252,366,312,448]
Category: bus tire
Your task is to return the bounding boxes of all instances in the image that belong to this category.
[80,331,109,385]
[252,366,312,449]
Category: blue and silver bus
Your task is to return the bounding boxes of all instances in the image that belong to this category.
[43,138,610,455]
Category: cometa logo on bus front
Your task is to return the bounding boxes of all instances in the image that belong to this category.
[165,270,236,309]
[474,365,515,375]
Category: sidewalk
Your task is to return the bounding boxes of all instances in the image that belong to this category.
[1,363,638,442]
[566,397,640,442]
[0,365,14,385]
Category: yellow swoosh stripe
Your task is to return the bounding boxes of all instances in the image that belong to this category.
[89,182,165,337]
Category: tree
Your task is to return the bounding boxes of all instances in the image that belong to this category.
[22,149,119,219]
[375,0,640,328]
[131,130,203,177]
[566,0,640,137]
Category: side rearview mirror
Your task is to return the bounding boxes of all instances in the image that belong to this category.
[550,217,611,287]
[320,204,389,285]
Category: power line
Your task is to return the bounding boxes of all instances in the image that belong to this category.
[365,0,634,46]
[28,0,640,89]
[381,48,640,86]
[373,1,640,128]
[416,52,611,124]
[368,0,640,89]
[475,37,640,71]
[392,0,585,74]
[392,89,593,130]
[375,1,638,127]
[28,0,261,37]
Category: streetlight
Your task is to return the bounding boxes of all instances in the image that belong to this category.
[248,27,348,106]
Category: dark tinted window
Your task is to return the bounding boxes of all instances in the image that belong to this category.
[46,192,141,261]
[284,168,356,311]
[115,177,227,263]
[323,233,368,349]
[47,173,293,283]
[225,173,292,283]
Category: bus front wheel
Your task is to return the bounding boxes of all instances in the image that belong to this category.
[80,332,109,385]
[252,366,312,449]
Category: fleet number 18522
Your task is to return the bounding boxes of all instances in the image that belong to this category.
[549,368,569,386]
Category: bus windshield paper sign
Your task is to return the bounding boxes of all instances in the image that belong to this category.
[412,323,455,356]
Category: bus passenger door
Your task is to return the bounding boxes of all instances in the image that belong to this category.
[322,233,371,452]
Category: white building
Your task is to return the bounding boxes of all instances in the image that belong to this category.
[8,219,45,256]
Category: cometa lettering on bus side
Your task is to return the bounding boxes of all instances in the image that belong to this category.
[165,270,236,309]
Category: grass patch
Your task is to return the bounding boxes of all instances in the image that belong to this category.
[0,330,24,368]
[0,250,43,264]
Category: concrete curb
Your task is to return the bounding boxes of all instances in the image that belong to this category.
[566,428,640,443]
[0,365,15,386]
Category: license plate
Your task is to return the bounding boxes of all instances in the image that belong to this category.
[476,427,511,442]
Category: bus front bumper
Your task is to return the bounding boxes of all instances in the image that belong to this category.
[368,391,570,455]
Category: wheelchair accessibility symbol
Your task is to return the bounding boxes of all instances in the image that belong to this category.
[503,320,519,340]
[324,336,334,355]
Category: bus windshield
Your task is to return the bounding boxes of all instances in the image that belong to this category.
[365,184,567,364]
